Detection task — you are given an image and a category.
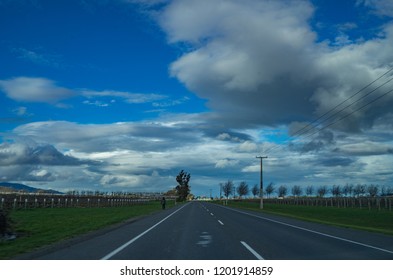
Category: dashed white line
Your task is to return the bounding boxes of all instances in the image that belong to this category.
[210,213,214,216]
[218,220,224,226]
[241,241,264,260]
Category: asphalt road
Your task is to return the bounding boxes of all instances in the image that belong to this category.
[22,201,393,260]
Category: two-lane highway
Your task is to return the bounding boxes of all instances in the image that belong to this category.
[23,201,393,260]
[103,201,255,259]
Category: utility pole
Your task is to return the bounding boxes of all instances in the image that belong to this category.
[256,156,268,209]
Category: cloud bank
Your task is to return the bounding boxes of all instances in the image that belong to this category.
[1,0,393,195]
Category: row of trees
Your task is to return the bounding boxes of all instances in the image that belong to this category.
[273,183,393,198]
[220,180,258,199]
[219,181,393,199]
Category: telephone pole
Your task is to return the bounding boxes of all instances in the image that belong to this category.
[256,156,268,209]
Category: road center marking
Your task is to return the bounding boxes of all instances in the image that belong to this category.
[218,220,224,225]
[241,241,264,260]
[101,203,189,260]
[197,232,212,247]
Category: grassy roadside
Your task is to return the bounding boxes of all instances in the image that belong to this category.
[0,200,174,259]
[212,200,393,236]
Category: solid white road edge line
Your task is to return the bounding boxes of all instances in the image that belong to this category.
[219,205,393,255]
[240,241,264,260]
[101,203,189,260]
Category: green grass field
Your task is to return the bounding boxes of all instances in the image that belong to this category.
[218,200,393,236]
[0,200,174,259]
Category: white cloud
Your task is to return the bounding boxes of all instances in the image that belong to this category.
[0,77,75,103]
[81,90,167,104]
[11,47,62,68]
[3,112,393,194]
[215,159,239,169]
[0,77,173,107]
[336,141,393,156]
[2,0,393,194]
[153,0,393,134]
[83,100,110,107]
[13,106,29,116]
[238,141,258,152]
[357,0,393,17]
[241,164,259,173]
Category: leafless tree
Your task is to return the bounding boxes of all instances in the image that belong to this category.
[251,184,259,197]
[306,186,314,196]
[367,184,379,197]
[222,180,234,200]
[353,184,366,197]
[331,185,342,197]
[277,185,288,198]
[342,184,353,197]
[291,185,302,197]
[265,182,275,198]
[317,186,328,197]
[236,181,249,199]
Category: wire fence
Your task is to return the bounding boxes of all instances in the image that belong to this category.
[0,193,161,210]
[244,196,393,211]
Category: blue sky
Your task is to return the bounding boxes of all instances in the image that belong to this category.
[1,0,393,197]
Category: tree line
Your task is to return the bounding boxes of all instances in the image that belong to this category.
[219,181,393,199]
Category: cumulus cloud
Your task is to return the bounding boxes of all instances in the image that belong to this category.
[0,141,102,184]
[2,0,393,193]
[215,158,239,169]
[0,142,95,166]
[4,110,393,193]
[12,119,204,153]
[357,0,393,17]
[151,0,393,134]
[4,119,262,191]
[0,77,185,109]
[0,77,75,103]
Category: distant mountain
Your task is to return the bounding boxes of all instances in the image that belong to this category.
[0,182,63,194]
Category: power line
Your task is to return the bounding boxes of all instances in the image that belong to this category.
[264,66,393,154]
[292,75,393,139]
[291,67,393,137]
[302,87,393,140]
